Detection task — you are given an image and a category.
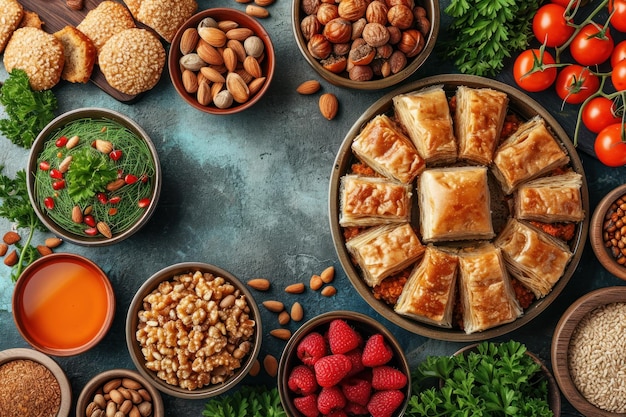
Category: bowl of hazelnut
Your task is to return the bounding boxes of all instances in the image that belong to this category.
[277,310,410,417]
[169,8,276,114]
[292,0,439,89]
[125,262,262,399]
[590,183,626,280]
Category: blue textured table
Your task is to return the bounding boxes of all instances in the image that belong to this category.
[0,0,625,415]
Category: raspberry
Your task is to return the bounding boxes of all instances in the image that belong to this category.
[367,390,405,417]
[293,393,320,417]
[314,354,353,387]
[344,401,369,416]
[344,348,365,376]
[361,334,394,367]
[297,332,328,366]
[328,319,361,354]
[371,366,408,390]
[341,377,372,406]
[288,365,319,395]
[327,410,348,417]
[317,386,347,415]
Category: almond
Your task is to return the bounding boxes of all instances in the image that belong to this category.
[59,155,73,173]
[320,266,335,283]
[37,245,52,256]
[4,249,17,266]
[97,221,113,239]
[222,47,238,72]
[319,93,339,120]
[321,285,337,297]
[66,135,80,149]
[198,27,227,47]
[243,56,262,78]
[263,354,278,377]
[180,27,199,55]
[106,179,126,192]
[278,310,291,325]
[249,359,261,376]
[200,66,226,83]
[0,243,7,256]
[248,77,266,95]
[182,69,199,93]
[94,139,113,154]
[45,237,63,248]
[285,282,306,294]
[246,4,270,18]
[226,27,254,41]
[296,80,321,95]
[270,328,292,340]
[262,300,284,313]
[227,39,247,62]
[291,302,304,322]
[197,41,224,65]
[310,274,323,291]
[255,0,275,6]
[71,205,83,223]
[3,231,20,245]
[218,20,239,32]
[197,81,212,106]
[226,72,250,103]
[247,278,271,291]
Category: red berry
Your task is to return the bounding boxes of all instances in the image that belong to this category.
[314,354,353,387]
[138,198,151,208]
[344,401,369,415]
[297,332,328,366]
[52,180,66,190]
[39,161,50,171]
[55,136,68,147]
[367,390,405,417]
[344,348,365,377]
[84,215,96,227]
[44,197,55,210]
[341,377,371,406]
[84,227,98,236]
[317,386,346,415]
[293,394,319,417]
[362,334,393,367]
[371,366,407,390]
[49,169,63,179]
[109,196,122,204]
[97,193,108,204]
[326,411,347,417]
[124,174,138,184]
[328,319,361,354]
[288,365,318,395]
[109,149,123,161]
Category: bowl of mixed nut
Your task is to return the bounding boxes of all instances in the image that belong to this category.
[292,0,439,89]
[169,8,276,114]
[590,183,626,280]
[125,262,262,399]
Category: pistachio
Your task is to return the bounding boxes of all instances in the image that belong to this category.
[213,90,234,109]
[197,17,218,30]
[179,53,207,72]
[243,35,264,58]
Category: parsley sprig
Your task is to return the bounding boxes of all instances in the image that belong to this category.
[203,386,286,417]
[441,0,542,77]
[407,341,553,417]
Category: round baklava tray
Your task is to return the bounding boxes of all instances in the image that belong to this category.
[329,74,589,341]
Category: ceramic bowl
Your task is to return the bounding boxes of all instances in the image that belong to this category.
[12,253,115,356]
[0,348,72,416]
[75,368,164,417]
[277,310,411,417]
[291,0,439,90]
[551,286,626,416]
[27,107,161,246]
[169,8,276,115]
[329,74,589,341]
[590,183,626,280]
[126,262,262,399]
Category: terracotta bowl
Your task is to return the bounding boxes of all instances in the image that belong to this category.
[277,310,411,417]
[552,286,626,416]
[12,253,115,356]
[291,0,439,90]
[169,8,275,114]
[0,348,72,417]
[27,107,161,246]
[590,183,626,280]
[126,262,262,399]
[75,369,164,417]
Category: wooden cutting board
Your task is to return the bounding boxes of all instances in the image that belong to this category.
[17,0,148,102]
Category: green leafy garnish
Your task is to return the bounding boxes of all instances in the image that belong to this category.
[0,69,57,148]
[203,386,286,417]
[441,0,541,77]
[407,340,553,417]
[65,147,118,204]
[0,167,46,281]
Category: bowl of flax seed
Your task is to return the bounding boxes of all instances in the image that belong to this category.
[0,348,71,417]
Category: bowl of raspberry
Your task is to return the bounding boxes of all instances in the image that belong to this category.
[277,310,410,417]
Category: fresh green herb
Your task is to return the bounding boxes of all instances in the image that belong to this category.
[202,386,286,417]
[0,69,57,148]
[0,167,46,281]
[441,0,541,77]
[407,340,553,417]
[66,147,118,204]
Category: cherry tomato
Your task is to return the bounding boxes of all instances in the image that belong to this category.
[39,161,50,171]
[555,65,600,103]
[138,198,151,208]
[124,174,138,184]
[595,123,626,166]
[613,60,626,90]
[513,49,557,92]
[44,197,55,210]
[609,0,626,32]
[612,40,626,67]
[570,24,614,66]
[551,0,581,7]
[52,180,66,190]
[533,4,575,47]
[583,97,622,133]
[109,149,123,161]
[49,169,63,179]
[55,136,68,147]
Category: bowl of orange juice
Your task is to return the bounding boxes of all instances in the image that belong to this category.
[12,253,115,356]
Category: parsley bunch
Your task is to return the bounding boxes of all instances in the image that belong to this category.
[202,386,286,417]
[407,340,553,417]
[441,0,542,77]
[65,147,118,204]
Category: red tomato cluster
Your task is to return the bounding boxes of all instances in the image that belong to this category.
[512,0,626,166]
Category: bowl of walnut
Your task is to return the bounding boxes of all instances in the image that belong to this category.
[292,0,439,89]
[125,262,262,399]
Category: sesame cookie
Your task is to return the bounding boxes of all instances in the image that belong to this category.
[98,28,165,95]
[0,0,24,53]
[135,0,197,43]
[77,0,135,58]
[3,27,65,91]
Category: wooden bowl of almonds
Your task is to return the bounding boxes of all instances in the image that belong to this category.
[169,8,276,114]
[590,183,626,280]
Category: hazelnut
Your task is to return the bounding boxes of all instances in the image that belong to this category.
[301,15,322,40]
[376,43,393,59]
[366,1,388,25]
[317,3,339,25]
[380,60,392,77]
[323,18,352,43]
[387,5,414,29]
[349,64,373,81]
[413,6,431,37]
[362,22,390,47]
[307,33,332,59]
[351,18,367,40]
[349,43,376,66]
[302,0,321,15]
[321,54,348,73]
[333,42,351,56]
[387,25,402,44]
[397,28,424,57]
[385,0,414,8]
[338,0,368,21]
[389,49,407,73]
